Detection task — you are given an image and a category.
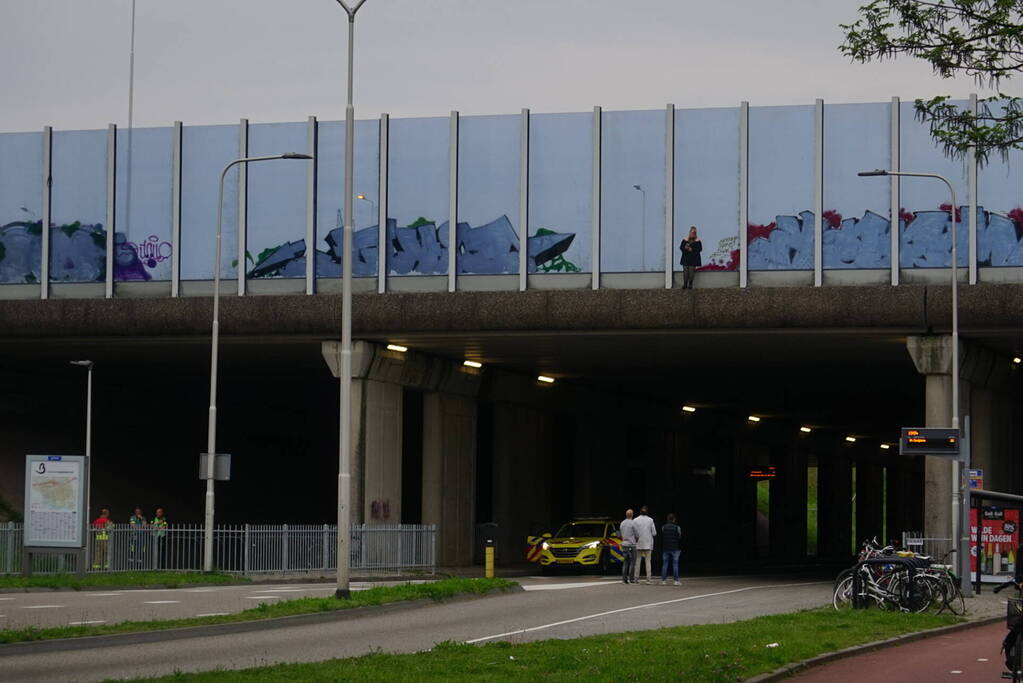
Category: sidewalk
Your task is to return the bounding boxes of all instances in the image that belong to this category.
[785,591,1010,682]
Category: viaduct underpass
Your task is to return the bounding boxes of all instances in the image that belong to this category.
[1,283,1021,569]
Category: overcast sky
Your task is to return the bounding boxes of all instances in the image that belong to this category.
[0,0,998,132]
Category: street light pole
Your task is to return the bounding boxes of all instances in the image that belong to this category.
[203,153,311,573]
[333,0,368,600]
[858,168,963,588]
[356,193,376,225]
[70,360,93,533]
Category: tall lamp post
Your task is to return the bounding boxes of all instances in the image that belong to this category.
[70,360,93,543]
[332,0,369,600]
[859,169,963,588]
[633,184,646,270]
[203,153,312,573]
[356,193,376,225]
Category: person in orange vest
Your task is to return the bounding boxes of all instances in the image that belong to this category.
[92,508,113,569]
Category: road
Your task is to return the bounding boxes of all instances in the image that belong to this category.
[0,574,831,682]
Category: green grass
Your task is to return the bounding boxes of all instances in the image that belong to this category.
[0,577,516,644]
[134,607,959,682]
[0,571,242,591]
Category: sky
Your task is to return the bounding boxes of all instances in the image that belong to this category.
[0,0,1000,133]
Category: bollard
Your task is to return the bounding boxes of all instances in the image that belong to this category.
[485,538,495,578]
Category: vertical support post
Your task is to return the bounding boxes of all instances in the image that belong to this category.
[739,102,749,288]
[813,99,823,287]
[378,113,389,293]
[306,116,318,295]
[171,122,183,297]
[664,103,675,289]
[41,126,52,299]
[282,523,289,572]
[322,523,329,570]
[591,106,602,290]
[890,96,901,285]
[243,523,249,574]
[448,111,458,292]
[519,108,529,291]
[968,93,978,285]
[106,124,117,298]
[236,118,249,296]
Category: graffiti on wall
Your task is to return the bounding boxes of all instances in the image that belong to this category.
[0,220,173,283]
[744,205,1023,270]
[247,214,577,278]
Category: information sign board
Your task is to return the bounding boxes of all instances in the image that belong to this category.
[23,455,86,548]
[899,428,960,456]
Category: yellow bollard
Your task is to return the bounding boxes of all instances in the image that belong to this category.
[485,539,495,578]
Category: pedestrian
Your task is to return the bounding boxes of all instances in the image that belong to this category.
[129,507,147,567]
[633,505,657,584]
[619,509,638,584]
[660,512,682,585]
[91,508,113,570]
[151,507,168,569]
[679,226,702,289]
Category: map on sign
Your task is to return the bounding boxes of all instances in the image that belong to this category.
[24,455,86,548]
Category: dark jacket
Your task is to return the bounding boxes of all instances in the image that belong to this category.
[661,522,682,552]
[680,239,702,267]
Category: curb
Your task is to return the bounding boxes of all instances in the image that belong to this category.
[745,615,1004,682]
[0,585,523,656]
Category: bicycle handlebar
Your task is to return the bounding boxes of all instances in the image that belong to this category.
[993,579,1019,594]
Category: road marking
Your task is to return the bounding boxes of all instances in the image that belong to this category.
[196,612,229,617]
[69,620,106,626]
[185,588,223,593]
[522,582,619,591]
[246,595,283,599]
[21,605,63,609]
[978,658,989,662]
[143,600,181,604]
[465,581,828,644]
[86,593,119,597]
[950,671,962,674]
[0,597,15,601]
[261,588,312,592]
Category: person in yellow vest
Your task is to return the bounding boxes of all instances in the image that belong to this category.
[151,508,168,568]
[91,508,113,569]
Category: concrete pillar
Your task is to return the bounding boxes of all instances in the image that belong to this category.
[422,392,476,566]
[360,379,403,525]
[906,335,957,540]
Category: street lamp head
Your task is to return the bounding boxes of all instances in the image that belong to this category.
[857,169,889,177]
[280,153,313,160]
[356,194,366,200]
[70,360,94,369]
[633,184,643,191]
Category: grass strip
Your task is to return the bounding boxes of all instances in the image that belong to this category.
[135,607,959,682]
[0,571,242,591]
[0,577,516,645]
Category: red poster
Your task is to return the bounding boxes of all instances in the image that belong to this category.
[970,507,1020,576]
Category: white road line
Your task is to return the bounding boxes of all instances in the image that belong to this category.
[260,588,310,592]
[245,595,283,599]
[522,582,619,591]
[185,588,223,593]
[465,581,828,644]
[196,612,229,617]
[0,597,15,601]
[68,620,106,626]
[143,600,181,604]
[21,605,64,609]
[86,593,119,597]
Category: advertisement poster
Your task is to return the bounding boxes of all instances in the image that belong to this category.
[970,506,1019,578]
[23,455,86,548]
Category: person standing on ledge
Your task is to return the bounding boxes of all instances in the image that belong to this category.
[680,226,702,289]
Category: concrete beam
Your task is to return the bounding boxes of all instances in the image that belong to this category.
[4,284,1023,341]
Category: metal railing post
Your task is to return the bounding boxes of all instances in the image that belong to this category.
[244,524,250,575]
[282,524,289,572]
[322,524,329,571]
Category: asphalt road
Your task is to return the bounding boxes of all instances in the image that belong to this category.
[0,574,832,682]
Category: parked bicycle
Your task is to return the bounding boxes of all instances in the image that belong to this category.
[833,538,944,613]
[994,578,1023,682]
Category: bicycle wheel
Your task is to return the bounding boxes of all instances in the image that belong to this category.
[941,574,967,616]
[833,574,854,610]
[1013,631,1023,683]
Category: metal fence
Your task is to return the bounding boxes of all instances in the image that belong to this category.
[901,531,954,562]
[0,523,435,575]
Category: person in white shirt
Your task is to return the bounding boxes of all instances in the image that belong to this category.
[632,505,657,583]
[619,509,638,584]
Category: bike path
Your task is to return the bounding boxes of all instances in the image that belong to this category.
[790,621,1007,682]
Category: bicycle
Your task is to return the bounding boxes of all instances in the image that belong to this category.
[994,579,1023,682]
[833,538,939,613]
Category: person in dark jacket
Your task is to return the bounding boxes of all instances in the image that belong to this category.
[660,512,683,585]
[679,226,702,289]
